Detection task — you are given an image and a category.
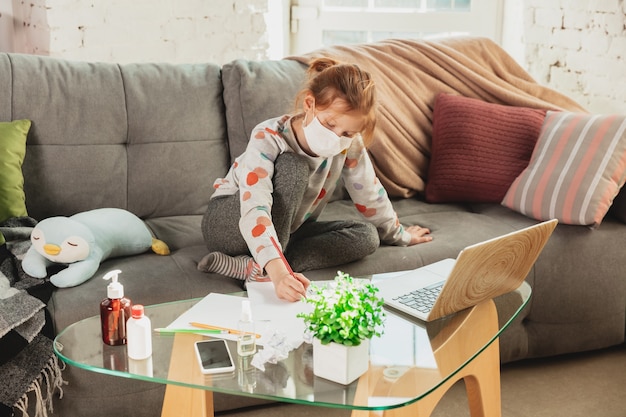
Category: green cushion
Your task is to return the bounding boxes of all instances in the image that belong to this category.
[0,120,31,238]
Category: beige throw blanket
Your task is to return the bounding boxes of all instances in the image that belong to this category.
[289,37,587,198]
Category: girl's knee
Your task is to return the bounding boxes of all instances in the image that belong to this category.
[362,222,380,255]
[272,153,309,219]
[275,152,309,180]
[347,221,379,256]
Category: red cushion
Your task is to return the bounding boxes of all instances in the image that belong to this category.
[425,93,546,203]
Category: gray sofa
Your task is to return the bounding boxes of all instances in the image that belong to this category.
[2,48,625,417]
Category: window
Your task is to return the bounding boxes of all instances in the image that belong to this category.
[289,0,502,55]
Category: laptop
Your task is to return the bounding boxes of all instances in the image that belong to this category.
[375,219,558,322]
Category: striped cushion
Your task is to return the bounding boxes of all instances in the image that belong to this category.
[502,111,626,226]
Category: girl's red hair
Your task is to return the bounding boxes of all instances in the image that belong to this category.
[295,58,377,146]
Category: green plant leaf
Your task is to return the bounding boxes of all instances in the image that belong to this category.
[297,271,385,347]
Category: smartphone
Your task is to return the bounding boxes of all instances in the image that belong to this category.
[194,339,235,374]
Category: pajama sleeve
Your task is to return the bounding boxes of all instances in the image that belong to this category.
[342,138,412,246]
[230,124,287,267]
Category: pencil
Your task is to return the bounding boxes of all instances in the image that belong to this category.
[269,235,295,276]
[153,328,226,335]
[189,322,261,338]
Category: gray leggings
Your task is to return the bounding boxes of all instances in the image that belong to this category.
[201,152,379,272]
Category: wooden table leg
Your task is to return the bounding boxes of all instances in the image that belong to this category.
[352,299,501,417]
[161,333,215,417]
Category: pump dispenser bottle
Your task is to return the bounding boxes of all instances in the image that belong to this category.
[100,269,132,346]
[237,300,256,356]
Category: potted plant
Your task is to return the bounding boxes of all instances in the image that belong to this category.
[298,271,385,384]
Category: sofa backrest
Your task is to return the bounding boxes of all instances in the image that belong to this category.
[221,59,307,163]
[0,53,228,221]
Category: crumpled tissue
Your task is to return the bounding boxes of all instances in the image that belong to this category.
[251,329,303,371]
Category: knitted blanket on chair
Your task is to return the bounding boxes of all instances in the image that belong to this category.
[0,217,64,417]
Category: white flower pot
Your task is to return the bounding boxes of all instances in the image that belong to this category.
[312,338,370,385]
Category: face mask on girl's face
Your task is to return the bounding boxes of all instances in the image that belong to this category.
[303,114,352,157]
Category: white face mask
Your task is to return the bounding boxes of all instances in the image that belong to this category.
[302,113,352,157]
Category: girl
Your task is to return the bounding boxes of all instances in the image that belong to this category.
[199,58,432,302]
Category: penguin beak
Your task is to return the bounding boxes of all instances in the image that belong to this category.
[44,244,61,256]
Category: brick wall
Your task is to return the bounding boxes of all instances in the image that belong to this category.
[524,0,626,113]
[5,0,270,65]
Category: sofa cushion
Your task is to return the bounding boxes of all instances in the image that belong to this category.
[12,55,129,220]
[425,94,545,203]
[145,215,204,252]
[8,54,228,221]
[121,63,230,219]
[0,119,30,244]
[222,59,307,162]
[502,111,626,226]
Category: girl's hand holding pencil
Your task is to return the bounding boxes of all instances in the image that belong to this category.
[266,236,310,302]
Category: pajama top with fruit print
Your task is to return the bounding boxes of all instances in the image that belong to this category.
[211,115,412,269]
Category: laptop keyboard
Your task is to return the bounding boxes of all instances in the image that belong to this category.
[393,281,445,314]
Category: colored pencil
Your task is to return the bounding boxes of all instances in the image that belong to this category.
[153,328,226,335]
[189,322,261,338]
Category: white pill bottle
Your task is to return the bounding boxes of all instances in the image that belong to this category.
[126,304,152,360]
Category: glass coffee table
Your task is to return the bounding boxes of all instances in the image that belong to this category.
[54,282,531,417]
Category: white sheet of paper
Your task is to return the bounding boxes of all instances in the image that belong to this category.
[166,283,312,347]
[246,281,312,347]
[166,293,247,342]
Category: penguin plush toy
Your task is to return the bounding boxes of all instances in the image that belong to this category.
[22,208,169,287]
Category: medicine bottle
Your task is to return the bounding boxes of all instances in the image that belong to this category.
[100,269,132,346]
[126,304,152,360]
[237,300,256,356]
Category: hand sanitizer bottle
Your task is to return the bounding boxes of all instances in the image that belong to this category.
[126,304,152,360]
[237,300,256,356]
[100,269,132,346]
